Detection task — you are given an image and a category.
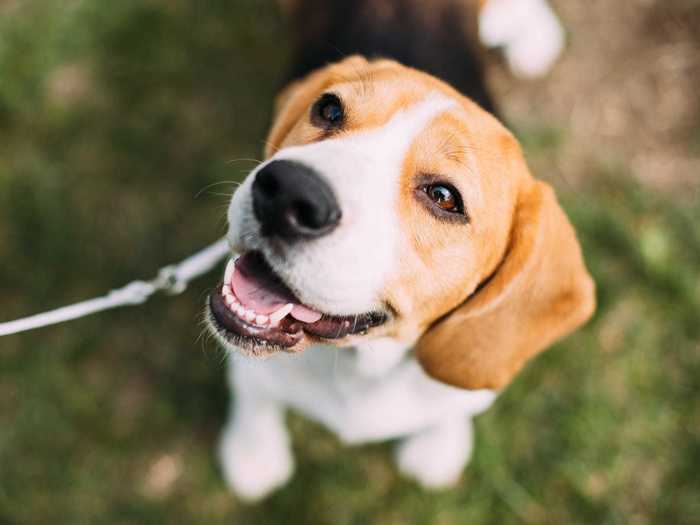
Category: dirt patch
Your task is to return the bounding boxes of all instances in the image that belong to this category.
[490,0,700,193]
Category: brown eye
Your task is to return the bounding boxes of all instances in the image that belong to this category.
[311,93,344,129]
[426,184,462,213]
[416,178,468,223]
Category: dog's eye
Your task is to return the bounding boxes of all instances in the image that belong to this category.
[312,93,344,129]
[425,184,463,214]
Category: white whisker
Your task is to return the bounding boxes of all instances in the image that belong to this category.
[195,180,242,199]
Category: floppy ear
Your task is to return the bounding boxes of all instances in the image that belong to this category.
[415,177,595,391]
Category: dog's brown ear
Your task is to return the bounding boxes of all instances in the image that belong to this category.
[415,175,595,391]
[265,56,369,158]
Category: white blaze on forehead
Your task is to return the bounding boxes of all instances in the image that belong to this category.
[230,94,457,315]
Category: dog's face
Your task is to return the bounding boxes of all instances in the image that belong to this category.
[207,57,595,390]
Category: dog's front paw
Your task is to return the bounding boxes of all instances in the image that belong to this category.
[395,420,472,489]
[218,425,294,502]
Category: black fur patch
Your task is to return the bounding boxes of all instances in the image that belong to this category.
[284,0,497,115]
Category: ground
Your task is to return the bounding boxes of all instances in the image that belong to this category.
[0,1,699,523]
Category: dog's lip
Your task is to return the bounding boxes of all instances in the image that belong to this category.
[208,289,304,350]
[208,284,389,349]
[206,251,389,351]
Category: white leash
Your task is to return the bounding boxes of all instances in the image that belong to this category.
[0,238,230,337]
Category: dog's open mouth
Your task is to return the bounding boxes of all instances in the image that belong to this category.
[207,251,387,354]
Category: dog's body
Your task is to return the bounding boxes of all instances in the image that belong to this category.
[208,0,593,501]
[222,342,497,498]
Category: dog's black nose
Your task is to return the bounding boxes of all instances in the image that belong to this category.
[252,160,341,240]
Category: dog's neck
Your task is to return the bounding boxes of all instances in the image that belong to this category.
[352,337,414,377]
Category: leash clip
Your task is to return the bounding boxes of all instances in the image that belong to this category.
[152,265,187,295]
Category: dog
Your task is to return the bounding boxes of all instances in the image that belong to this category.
[205,0,593,501]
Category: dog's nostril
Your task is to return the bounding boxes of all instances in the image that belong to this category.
[291,200,324,230]
[258,174,279,197]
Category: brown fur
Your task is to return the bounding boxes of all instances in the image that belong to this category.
[264,56,595,390]
[415,174,596,390]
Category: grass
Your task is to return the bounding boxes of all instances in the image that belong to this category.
[1,1,699,524]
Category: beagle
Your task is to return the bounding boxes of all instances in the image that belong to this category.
[206,0,593,501]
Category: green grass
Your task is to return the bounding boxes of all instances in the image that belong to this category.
[1,2,699,524]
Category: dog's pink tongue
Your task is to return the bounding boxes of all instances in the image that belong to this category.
[231,258,322,323]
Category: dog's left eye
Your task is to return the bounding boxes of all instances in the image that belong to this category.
[424,183,463,214]
[312,93,345,129]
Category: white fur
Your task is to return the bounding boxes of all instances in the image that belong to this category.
[354,337,411,377]
[227,95,456,316]
[220,95,497,501]
[396,417,473,488]
[219,389,294,501]
[479,0,565,78]
[220,341,497,500]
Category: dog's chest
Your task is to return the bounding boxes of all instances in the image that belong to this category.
[233,343,496,444]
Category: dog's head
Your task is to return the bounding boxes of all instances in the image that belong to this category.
[207,56,594,390]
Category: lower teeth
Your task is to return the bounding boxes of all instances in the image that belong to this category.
[220,286,270,327]
[221,263,295,328]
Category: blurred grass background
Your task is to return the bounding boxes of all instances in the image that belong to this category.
[1,1,699,523]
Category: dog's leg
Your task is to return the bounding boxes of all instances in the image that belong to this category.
[395,417,473,489]
[219,366,293,501]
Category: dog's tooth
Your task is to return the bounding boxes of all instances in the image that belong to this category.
[255,314,269,326]
[224,259,235,285]
[244,310,256,322]
[225,295,235,306]
[221,285,230,296]
[269,303,294,325]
